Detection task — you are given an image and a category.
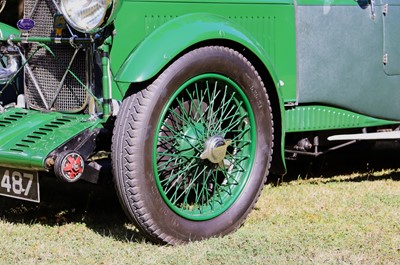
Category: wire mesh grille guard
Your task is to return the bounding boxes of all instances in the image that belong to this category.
[23,0,89,112]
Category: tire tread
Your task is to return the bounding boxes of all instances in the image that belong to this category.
[112,46,274,245]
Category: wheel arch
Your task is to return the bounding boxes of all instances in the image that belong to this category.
[115,13,287,176]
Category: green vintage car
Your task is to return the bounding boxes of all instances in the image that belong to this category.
[0,0,398,244]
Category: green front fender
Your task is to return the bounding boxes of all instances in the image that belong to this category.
[115,13,280,85]
[0,23,20,41]
[114,12,287,175]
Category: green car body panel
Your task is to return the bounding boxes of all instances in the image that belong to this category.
[296,0,400,121]
[0,109,102,170]
[111,1,297,100]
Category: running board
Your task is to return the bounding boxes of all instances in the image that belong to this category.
[328,131,400,141]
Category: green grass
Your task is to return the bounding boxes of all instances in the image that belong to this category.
[0,149,399,264]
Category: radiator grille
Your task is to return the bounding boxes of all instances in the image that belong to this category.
[23,0,89,112]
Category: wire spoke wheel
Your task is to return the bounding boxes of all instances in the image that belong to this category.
[154,74,256,220]
[112,46,273,244]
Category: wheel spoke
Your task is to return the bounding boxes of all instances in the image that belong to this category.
[186,85,206,124]
[164,160,198,195]
[157,151,198,159]
[171,164,208,205]
[208,102,244,137]
[168,107,192,128]
[192,83,208,124]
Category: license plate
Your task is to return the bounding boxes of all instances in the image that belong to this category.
[0,167,39,202]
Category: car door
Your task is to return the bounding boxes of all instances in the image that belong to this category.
[382,0,400,75]
[296,0,400,121]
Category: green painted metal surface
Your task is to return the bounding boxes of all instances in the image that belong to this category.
[285,106,398,133]
[296,1,400,121]
[382,0,400,76]
[115,13,276,84]
[0,108,102,170]
[296,0,363,5]
[0,23,19,41]
[133,0,293,3]
[111,1,296,101]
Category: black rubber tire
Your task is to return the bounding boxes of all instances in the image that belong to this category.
[112,46,273,244]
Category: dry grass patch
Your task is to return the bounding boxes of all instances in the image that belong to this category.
[0,165,398,264]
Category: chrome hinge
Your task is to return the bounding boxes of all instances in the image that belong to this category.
[383,4,389,16]
[383,53,388,65]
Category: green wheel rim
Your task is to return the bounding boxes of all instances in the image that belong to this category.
[153,74,257,221]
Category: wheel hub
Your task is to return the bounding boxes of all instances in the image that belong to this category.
[200,135,232,164]
[177,123,205,157]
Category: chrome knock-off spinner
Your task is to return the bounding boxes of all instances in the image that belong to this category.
[200,135,232,164]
